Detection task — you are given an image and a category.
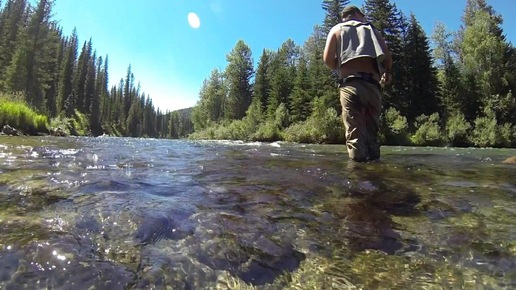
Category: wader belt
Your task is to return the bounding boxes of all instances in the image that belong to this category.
[339,72,381,90]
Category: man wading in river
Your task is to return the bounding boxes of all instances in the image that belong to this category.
[323,5,392,162]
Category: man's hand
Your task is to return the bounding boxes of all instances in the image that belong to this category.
[380,72,392,86]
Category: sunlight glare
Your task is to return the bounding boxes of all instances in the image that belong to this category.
[187,12,200,29]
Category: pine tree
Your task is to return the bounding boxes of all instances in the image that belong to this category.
[57,28,78,116]
[100,56,110,123]
[303,24,339,115]
[24,0,54,111]
[169,111,180,138]
[123,65,133,121]
[45,25,64,117]
[84,50,96,115]
[253,49,272,113]
[288,57,311,123]
[90,53,103,136]
[0,0,28,89]
[205,69,226,123]
[74,39,92,113]
[126,97,141,137]
[403,13,440,124]
[143,96,155,137]
[113,78,124,129]
[224,40,254,120]
[3,45,27,93]
[267,39,298,121]
[363,0,408,111]
[321,0,349,35]
[191,68,226,130]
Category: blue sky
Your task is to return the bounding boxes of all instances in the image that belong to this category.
[48,0,516,112]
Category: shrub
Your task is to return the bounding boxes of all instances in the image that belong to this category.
[252,120,283,142]
[225,119,249,140]
[496,123,514,148]
[380,107,410,145]
[284,107,344,144]
[411,113,445,146]
[445,112,471,146]
[470,109,497,147]
[72,109,90,136]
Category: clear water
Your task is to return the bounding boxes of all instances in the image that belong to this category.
[0,136,515,289]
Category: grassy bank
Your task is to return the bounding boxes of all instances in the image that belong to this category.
[0,93,48,135]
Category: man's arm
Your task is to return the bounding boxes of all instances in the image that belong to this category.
[373,28,393,84]
[323,26,339,70]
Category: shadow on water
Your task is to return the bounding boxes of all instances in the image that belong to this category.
[319,161,422,256]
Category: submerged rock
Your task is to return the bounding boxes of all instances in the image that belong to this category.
[134,209,195,245]
[502,156,516,164]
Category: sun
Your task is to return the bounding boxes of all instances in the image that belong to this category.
[187,12,200,29]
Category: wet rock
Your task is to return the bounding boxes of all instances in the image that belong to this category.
[237,243,305,285]
[50,126,68,137]
[2,125,18,136]
[502,156,516,164]
[135,211,195,245]
[0,251,19,282]
[195,233,305,286]
[75,215,102,234]
[418,199,458,220]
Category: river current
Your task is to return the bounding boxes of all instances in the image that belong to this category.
[0,136,515,289]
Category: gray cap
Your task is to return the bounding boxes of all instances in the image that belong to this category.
[341,5,364,18]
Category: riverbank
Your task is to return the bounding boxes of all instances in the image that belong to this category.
[1,95,96,138]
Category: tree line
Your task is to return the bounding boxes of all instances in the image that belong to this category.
[0,0,193,138]
[1,0,514,147]
[191,0,515,148]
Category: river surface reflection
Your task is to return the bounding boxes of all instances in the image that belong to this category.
[0,136,515,289]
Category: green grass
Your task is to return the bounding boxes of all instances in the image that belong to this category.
[0,93,48,134]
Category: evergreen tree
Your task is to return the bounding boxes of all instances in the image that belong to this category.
[267,39,298,121]
[45,25,64,117]
[3,38,26,94]
[224,40,253,120]
[363,0,408,111]
[126,97,141,137]
[90,54,103,136]
[143,96,155,137]
[100,56,110,123]
[321,0,349,34]
[303,24,339,115]
[113,78,124,129]
[288,57,311,123]
[404,13,440,124]
[25,0,54,111]
[169,111,180,138]
[57,28,78,116]
[459,0,515,123]
[123,64,133,121]
[84,50,96,115]
[253,49,272,113]
[191,69,226,130]
[0,0,28,89]
[74,39,92,113]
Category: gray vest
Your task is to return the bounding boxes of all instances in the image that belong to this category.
[339,20,386,74]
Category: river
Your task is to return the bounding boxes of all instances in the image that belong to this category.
[0,136,515,289]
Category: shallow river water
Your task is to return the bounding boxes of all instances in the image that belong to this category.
[0,136,515,289]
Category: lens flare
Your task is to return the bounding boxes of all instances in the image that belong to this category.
[187,12,200,29]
